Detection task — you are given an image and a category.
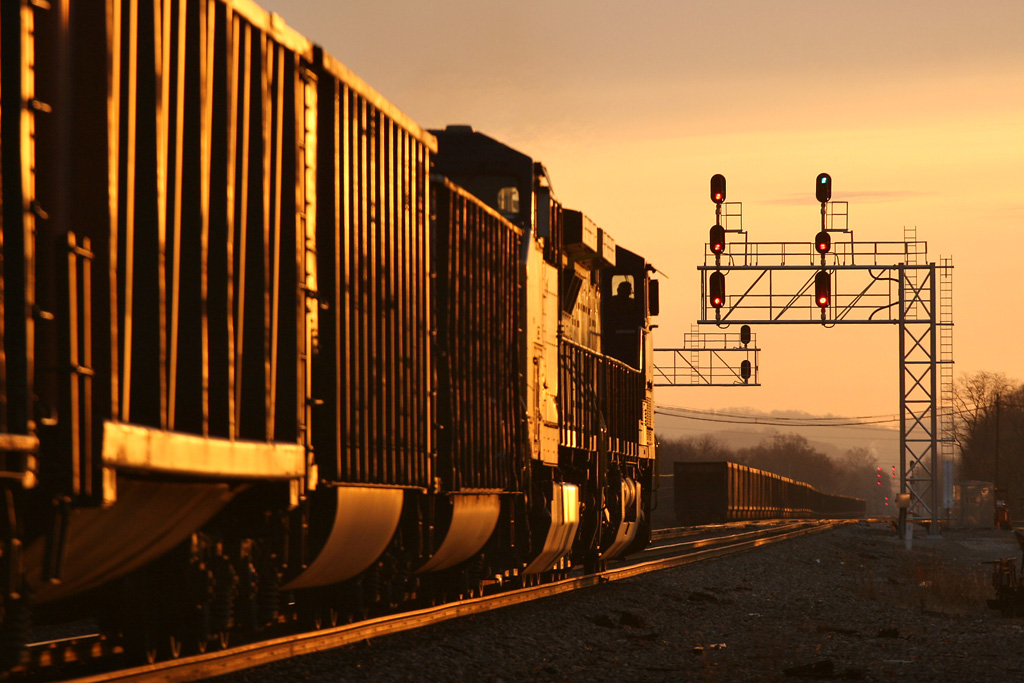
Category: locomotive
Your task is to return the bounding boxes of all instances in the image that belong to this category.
[0,0,657,663]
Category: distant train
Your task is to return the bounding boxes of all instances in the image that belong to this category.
[1,0,657,664]
[673,461,866,525]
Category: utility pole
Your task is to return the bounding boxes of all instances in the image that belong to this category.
[995,393,1001,488]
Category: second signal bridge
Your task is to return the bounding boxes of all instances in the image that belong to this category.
[653,327,759,387]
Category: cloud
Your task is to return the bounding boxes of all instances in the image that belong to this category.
[763,190,932,206]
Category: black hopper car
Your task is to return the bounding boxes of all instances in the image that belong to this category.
[674,461,866,526]
[0,0,658,663]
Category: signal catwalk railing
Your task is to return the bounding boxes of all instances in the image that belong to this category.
[704,238,929,269]
[699,260,939,325]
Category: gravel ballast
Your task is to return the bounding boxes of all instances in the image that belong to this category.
[216,523,1024,682]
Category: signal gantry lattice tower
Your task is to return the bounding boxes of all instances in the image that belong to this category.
[694,175,953,534]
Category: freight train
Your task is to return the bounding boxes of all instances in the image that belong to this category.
[0,0,657,664]
[673,461,866,526]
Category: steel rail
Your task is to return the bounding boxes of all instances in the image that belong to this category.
[644,520,814,558]
[54,520,848,683]
[650,519,790,542]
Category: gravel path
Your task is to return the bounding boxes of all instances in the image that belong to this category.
[215,523,1024,682]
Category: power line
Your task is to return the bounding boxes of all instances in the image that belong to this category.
[655,424,898,443]
[658,405,898,422]
[655,406,901,428]
[655,398,1017,429]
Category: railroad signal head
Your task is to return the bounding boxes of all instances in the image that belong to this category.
[816,173,832,203]
[710,174,726,204]
[814,270,830,308]
[740,324,751,347]
[709,271,725,308]
[815,230,831,255]
[710,224,726,255]
[740,360,752,383]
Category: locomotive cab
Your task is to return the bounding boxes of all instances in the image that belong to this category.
[602,248,651,370]
[432,126,537,234]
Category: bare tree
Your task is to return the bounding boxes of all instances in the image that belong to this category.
[954,371,1024,518]
[953,371,1014,459]
[658,434,734,473]
[659,433,892,514]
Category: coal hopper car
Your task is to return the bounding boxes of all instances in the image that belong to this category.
[0,0,659,665]
[673,461,866,526]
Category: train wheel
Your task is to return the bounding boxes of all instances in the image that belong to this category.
[126,626,180,665]
[139,638,159,666]
[0,595,31,671]
[184,601,216,656]
[582,552,604,575]
[299,599,338,631]
[164,635,183,660]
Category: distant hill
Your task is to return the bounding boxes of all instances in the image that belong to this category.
[654,407,901,469]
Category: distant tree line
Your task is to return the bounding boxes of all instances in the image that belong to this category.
[955,371,1024,507]
[659,432,892,512]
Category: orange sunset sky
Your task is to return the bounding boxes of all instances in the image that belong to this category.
[262,0,1023,423]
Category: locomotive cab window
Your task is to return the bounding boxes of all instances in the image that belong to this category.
[604,274,642,368]
[611,275,635,301]
[496,186,520,215]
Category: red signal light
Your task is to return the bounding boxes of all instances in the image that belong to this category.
[709,271,725,309]
[815,230,831,254]
[814,270,830,309]
[710,174,726,204]
[710,224,726,255]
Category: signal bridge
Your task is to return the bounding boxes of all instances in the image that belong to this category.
[663,173,954,537]
[653,327,759,387]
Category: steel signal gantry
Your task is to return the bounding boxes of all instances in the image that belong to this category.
[696,173,954,536]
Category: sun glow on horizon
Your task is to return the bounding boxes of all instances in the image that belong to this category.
[260,0,1024,416]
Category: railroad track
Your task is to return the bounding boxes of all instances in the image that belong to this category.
[29,519,849,683]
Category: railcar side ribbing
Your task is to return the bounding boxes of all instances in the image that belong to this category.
[0,0,659,665]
